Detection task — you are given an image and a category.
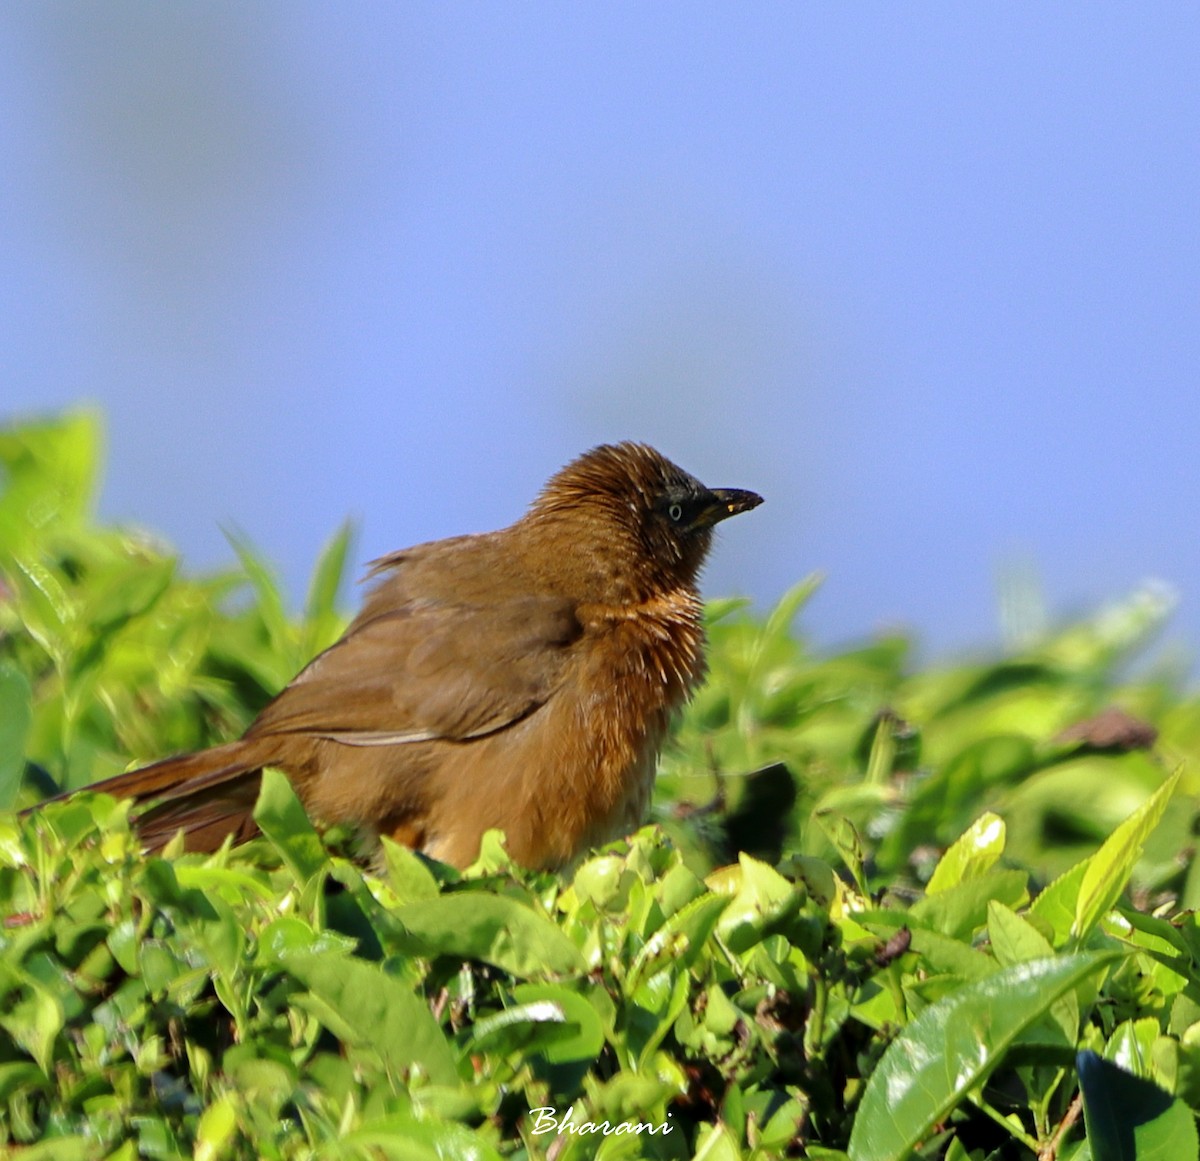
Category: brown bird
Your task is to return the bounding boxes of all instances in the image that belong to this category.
[48,443,761,870]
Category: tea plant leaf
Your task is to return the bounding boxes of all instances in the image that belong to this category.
[253,766,328,882]
[509,983,606,1064]
[301,518,353,657]
[0,663,32,809]
[848,952,1121,1161]
[282,951,459,1085]
[908,869,1028,940]
[395,894,586,978]
[1077,1049,1198,1161]
[1072,767,1182,943]
[925,811,1005,894]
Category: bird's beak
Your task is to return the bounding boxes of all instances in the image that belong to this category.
[700,487,763,527]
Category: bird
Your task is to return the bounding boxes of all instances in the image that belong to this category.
[41,443,761,870]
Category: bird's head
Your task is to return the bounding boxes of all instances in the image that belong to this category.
[525,442,762,599]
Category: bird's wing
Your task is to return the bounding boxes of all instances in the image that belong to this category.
[246,595,581,744]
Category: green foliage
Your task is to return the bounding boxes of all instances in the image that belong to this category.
[4,411,1200,1158]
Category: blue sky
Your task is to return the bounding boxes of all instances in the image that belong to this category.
[2,6,1197,665]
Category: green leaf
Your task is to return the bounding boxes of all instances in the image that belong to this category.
[1072,768,1182,942]
[224,527,298,682]
[692,1120,744,1160]
[710,852,802,953]
[0,974,64,1075]
[908,869,1028,941]
[7,557,75,662]
[926,812,1006,895]
[987,900,1054,965]
[847,952,1122,1161]
[1105,1017,1163,1081]
[338,1116,503,1161]
[816,809,869,896]
[901,926,995,980]
[626,891,729,991]
[380,836,440,902]
[173,864,278,906]
[0,409,101,551]
[758,574,822,648]
[395,894,586,978]
[301,519,353,656]
[5,1139,95,1161]
[194,1093,239,1161]
[510,983,606,1065]
[988,901,1079,1043]
[1078,1050,1199,1161]
[0,663,32,809]
[253,767,328,883]
[282,951,459,1085]
[628,969,692,1072]
[79,555,175,647]
[569,853,632,912]
[1029,860,1089,947]
[467,998,579,1060]
[254,916,356,963]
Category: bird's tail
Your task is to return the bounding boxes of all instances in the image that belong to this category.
[31,738,279,854]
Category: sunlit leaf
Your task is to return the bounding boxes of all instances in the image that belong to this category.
[395,894,586,978]
[1072,768,1182,942]
[282,951,459,1085]
[848,953,1121,1161]
[253,766,328,883]
[301,519,353,655]
[926,812,1006,895]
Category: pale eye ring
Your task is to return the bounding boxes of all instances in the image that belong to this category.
[668,503,684,523]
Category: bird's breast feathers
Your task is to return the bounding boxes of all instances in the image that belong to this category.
[560,587,706,835]
[576,587,707,701]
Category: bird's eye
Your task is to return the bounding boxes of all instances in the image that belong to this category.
[667,503,684,523]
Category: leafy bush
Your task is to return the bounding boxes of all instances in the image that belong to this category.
[3,411,1200,1159]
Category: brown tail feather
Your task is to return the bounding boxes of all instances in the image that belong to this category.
[133,769,266,853]
[32,738,281,854]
